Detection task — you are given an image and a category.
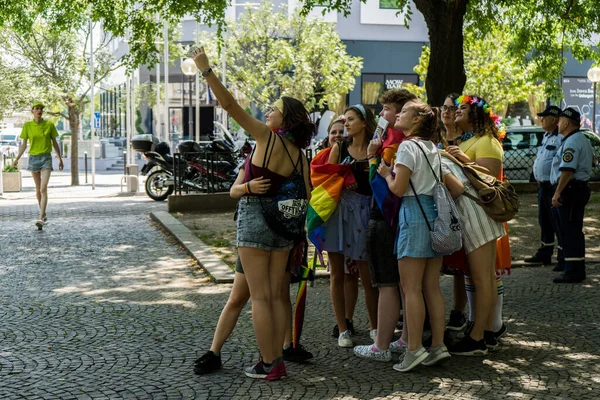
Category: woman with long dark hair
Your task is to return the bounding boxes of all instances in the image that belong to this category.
[193,47,313,380]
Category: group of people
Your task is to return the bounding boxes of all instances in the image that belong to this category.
[190,46,592,381]
[524,105,593,283]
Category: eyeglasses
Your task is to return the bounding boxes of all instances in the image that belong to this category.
[440,105,457,113]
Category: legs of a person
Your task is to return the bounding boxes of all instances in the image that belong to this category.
[374,286,399,350]
[466,241,496,340]
[38,168,51,220]
[493,273,504,332]
[267,250,291,361]
[343,272,359,322]
[422,257,445,348]
[281,272,293,349]
[536,185,555,259]
[31,171,42,211]
[550,206,564,264]
[357,260,378,330]
[453,274,467,313]
[210,272,251,354]
[238,246,278,363]
[560,187,590,278]
[328,252,348,333]
[399,257,427,351]
[399,285,408,342]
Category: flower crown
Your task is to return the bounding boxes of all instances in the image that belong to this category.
[455,95,505,138]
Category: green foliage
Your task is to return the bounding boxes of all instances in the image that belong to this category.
[198,3,362,112]
[135,109,145,135]
[2,163,18,172]
[412,28,545,113]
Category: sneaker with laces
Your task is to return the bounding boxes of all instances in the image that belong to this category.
[332,318,355,338]
[449,335,488,356]
[484,330,499,351]
[422,345,451,366]
[393,346,428,372]
[353,344,392,362]
[283,344,313,363]
[370,329,377,341]
[338,330,353,348]
[446,310,467,331]
[193,351,222,375]
[494,324,507,341]
[460,320,474,339]
[244,358,286,380]
[389,338,408,353]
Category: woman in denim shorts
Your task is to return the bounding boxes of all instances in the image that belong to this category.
[193,47,313,381]
[13,102,64,229]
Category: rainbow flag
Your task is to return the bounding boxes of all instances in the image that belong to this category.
[370,128,406,232]
[307,147,356,250]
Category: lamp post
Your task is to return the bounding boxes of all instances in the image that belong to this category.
[181,58,198,141]
[587,66,600,133]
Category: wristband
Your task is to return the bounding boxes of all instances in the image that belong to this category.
[201,67,213,77]
[367,153,377,159]
[245,182,250,194]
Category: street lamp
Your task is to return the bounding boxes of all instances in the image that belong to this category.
[181,58,198,141]
[587,66,600,132]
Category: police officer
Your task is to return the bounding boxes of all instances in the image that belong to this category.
[525,105,564,269]
[550,107,593,283]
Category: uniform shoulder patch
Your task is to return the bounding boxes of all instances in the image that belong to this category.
[563,152,574,163]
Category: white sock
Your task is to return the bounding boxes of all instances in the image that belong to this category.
[494,274,504,331]
[465,274,476,321]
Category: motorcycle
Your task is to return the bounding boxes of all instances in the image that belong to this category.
[132,133,249,201]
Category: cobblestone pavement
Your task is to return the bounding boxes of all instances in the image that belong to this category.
[1,178,600,399]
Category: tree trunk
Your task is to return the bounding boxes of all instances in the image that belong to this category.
[68,106,80,186]
[415,0,468,106]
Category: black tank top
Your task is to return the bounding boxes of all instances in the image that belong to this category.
[339,141,372,196]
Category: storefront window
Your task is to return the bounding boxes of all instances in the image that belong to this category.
[361,73,419,108]
[379,0,398,9]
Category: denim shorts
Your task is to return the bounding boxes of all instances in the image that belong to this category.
[366,219,399,287]
[28,153,53,172]
[396,195,444,259]
[236,196,295,251]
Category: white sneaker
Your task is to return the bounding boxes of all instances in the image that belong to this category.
[338,330,353,348]
[389,338,408,353]
[422,344,451,366]
[370,329,377,341]
[353,344,392,362]
[393,346,429,372]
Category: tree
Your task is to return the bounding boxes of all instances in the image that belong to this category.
[198,3,363,112]
[0,21,119,185]
[411,29,545,114]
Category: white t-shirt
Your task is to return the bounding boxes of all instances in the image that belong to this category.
[441,156,469,185]
[395,139,440,196]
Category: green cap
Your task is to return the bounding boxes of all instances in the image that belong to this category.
[31,101,45,109]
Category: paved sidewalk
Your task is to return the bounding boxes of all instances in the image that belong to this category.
[1,178,599,399]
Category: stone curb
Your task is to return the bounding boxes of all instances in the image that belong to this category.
[150,211,235,284]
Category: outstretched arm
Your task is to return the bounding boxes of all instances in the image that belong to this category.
[13,139,28,168]
[192,47,271,144]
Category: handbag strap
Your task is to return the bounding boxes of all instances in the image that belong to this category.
[409,179,432,232]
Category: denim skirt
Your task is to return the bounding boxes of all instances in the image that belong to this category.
[236,196,295,252]
[396,195,443,259]
[28,153,53,172]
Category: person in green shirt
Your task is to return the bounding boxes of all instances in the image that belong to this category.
[13,101,64,229]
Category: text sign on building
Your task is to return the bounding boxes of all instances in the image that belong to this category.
[94,112,101,129]
[562,77,598,130]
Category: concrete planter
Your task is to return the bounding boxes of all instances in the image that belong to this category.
[2,171,22,192]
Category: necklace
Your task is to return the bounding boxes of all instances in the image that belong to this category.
[274,128,294,142]
[455,130,475,144]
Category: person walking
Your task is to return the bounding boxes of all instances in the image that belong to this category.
[550,107,593,283]
[524,105,564,270]
[13,101,64,229]
[193,47,313,380]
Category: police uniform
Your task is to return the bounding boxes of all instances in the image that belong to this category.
[550,108,593,282]
[527,105,564,265]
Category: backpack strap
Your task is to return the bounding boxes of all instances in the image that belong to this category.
[277,134,303,176]
[263,131,275,168]
[408,139,441,183]
[409,180,432,232]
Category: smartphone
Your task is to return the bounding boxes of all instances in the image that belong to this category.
[373,118,389,140]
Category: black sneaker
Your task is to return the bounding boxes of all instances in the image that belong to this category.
[332,318,355,338]
[463,320,474,338]
[524,255,551,265]
[494,324,507,341]
[193,351,222,375]
[448,335,488,356]
[552,262,565,272]
[446,310,467,331]
[283,344,313,363]
[484,330,498,351]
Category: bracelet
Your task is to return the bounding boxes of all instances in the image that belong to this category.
[201,67,213,77]
[367,153,377,159]
[245,182,253,195]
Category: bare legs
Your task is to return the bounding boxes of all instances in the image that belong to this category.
[31,168,51,220]
[453,275,467,314]
[210,272,251,354]
[328,252,349,333]
[374,286,399,350]
[344,272,359,323]
[357,261,378,330]
[399,257,444,351]
[238,247,289,364]
[465,240,497,340]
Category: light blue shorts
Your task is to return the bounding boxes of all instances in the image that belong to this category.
[396,195,444,259]
[28,153,53,172]
[236,196,295,252]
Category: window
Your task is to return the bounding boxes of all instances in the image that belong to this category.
[379,0,398,9]
[361,73,419,106]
